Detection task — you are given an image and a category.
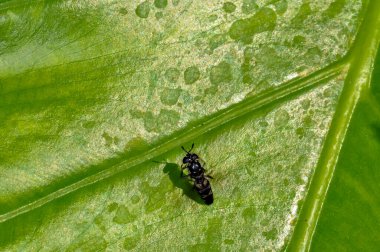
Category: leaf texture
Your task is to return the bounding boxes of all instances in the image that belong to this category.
[0,0,379,251]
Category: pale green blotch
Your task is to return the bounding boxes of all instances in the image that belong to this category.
[129,109,144,119]
[223,2,237,13]
[107,202,118,212]
[208,14,218,22]
[157,109,180,128]
[244,46,255,60]
[94,215,106,232]
[323,0,346,19]
[160,88,181,105]
[241,62,253,84]
[242,0,258,14]
[67,235,107,251]
[303,115,313,128]
[241,47,255,84]
[102,132,113,147]
[323,86,334,98]
[209,34,227,52]
[135,1,151,18]
[124,236,139,250]
[229,7,277,44]
[262,228,278,241]
[210,61,233,86]
[296,127,306,139]
[113,205,137,224]
[274,0,288,15]
[155,11,164,20]
[165,67,180,83]
[82,120,96,129]
[301,98,311,110]
[172,0,180,6]
[148,71,159,99]
[102,132,119,147]
[184,66,200,85]
[143,112,157,132]
[291,1,312,25]
[258,120,269,129]
[131,195,140,204]
[143,179,172,213]
[119,8,128,15]
[305,47,323,62]
[255,46,285,70]
[242,206,256,222]
[123,137,150,155]
[206,217,223,244]
[224,239,235,245]
[293,35,306,47]
[274,109,290,127]
[205,85,218,96]
[154,0,168,9]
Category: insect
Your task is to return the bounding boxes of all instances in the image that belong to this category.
[181,143,214,205]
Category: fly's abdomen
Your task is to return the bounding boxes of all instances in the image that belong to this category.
[195,179,213,205]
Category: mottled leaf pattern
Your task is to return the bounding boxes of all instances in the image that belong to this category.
[0,0,379,251]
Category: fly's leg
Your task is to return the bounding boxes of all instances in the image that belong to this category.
[180,164,188,178]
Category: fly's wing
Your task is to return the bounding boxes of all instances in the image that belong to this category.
[197,157,207,170]
[202,154,232,174]
[198,158,215,179]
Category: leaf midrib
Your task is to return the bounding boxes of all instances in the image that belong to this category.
[287,0,380,250]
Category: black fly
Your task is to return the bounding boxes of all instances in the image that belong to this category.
[181,143,214,205]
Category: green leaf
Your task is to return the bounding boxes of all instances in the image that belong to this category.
[311,52,380,251]
[0,0,379,250]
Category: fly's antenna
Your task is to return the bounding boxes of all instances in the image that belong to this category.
[182,143,195,153]
[181,146,189,154]
[189,143,194,152]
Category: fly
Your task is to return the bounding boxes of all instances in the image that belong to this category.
[181,143,214,205]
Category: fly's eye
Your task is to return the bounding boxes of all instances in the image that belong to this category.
[183,157,191,163]
[191,154,199,160]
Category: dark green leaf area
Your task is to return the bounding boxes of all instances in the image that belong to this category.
[241,0,258,15]
[312,96,380,251]
[136,1,151,18]
[323,0,347,19]
[154,0,168,9]
[209,61,233,86]
[223,2,237,13]
[229,7,277,43]
[311,47,380,251]
[291,2,312,25]
[184,66,201,85]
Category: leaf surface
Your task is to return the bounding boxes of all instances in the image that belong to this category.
[0,0,379,250]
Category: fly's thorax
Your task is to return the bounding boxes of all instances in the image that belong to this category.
[188,161,202,173]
